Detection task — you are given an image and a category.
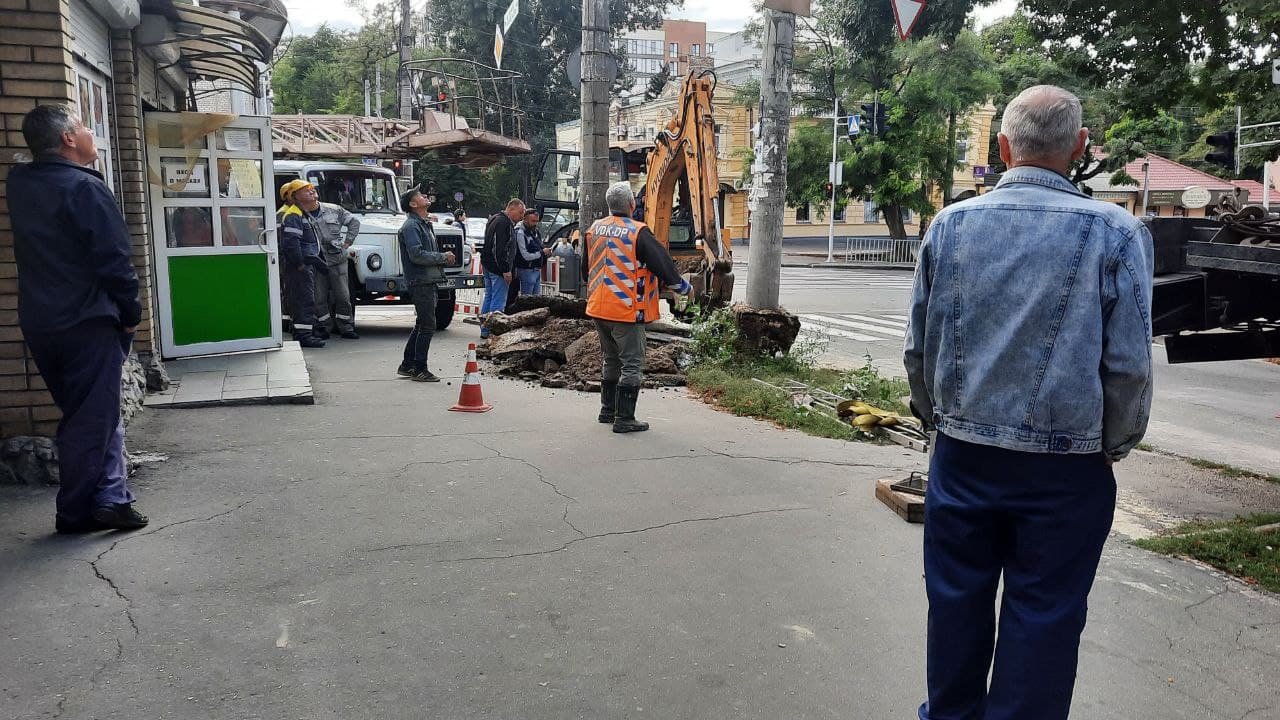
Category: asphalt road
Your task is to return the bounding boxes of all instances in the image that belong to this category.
[732,262,1280,476]
[2,318,1278,720]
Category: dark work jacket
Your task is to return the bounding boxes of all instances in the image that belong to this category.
[398,213,447,286]
[513,223,544,270]
[8,155,141,332]
[278,204,324,270]
[481,212,517,274]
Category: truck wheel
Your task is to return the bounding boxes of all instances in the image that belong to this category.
[436,289,455,330]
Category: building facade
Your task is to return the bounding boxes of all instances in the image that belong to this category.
[0,0,284,440]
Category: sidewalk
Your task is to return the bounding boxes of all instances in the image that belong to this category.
[0,318,1276,719]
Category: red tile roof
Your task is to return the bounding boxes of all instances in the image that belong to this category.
[1114,154,1236,191]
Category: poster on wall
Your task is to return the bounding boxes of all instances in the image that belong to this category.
[78,77,93,132]
[92,82,105,137]
[162,161,208,196]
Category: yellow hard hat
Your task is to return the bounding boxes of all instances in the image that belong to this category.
[278,179,314,202]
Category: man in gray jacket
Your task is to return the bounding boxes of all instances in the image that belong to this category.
[308,199,361,339]
[396,186,454,382]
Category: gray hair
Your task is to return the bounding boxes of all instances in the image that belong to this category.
[1000,85,1083,161]
[605,182,634,214]
[22,104,79,155]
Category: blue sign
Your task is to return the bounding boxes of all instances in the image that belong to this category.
[847,115,861,136]
[361,158,378,166]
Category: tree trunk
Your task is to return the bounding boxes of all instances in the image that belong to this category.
[883,203,907,240]
[943,105,957,207]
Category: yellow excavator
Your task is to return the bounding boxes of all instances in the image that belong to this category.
[532,70,736,313]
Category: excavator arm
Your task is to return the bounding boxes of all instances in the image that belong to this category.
[643,71,735,310]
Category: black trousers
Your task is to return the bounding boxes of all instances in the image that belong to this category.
[285,264,317,338]
[402,283,437,371]
[23,319,135,524]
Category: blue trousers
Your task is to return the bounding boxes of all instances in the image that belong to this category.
[24,320,135,525]
[516,267,542,297]
[479,270,509,338]
[920,433,1115,720]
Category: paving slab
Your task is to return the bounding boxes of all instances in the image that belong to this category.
[154,342,313,408]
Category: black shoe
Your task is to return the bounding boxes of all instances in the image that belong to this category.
[411,370,441,383]
[397,363,417,377]
[91,503,149,531]
[56,516,107,534]
[339,330,360,339]
[315,328,331,340]
[599,379,618,424]
[296,335,326,348]
[612,384,649,433]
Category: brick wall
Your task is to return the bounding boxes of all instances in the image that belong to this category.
[110,29,157,359]
[0,0,74,437]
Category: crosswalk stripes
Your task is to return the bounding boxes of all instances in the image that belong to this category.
[735,265,916,291]
[800,312,908,343]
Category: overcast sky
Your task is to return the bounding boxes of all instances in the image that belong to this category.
[282,0,1018,41]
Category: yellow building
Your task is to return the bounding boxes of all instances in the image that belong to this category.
[555,86,997,244]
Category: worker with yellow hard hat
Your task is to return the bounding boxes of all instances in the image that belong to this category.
[277,179,326,348]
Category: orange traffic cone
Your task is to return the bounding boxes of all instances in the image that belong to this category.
[449,343,492,413]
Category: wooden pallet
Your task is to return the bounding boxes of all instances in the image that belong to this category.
[876,478,925,524]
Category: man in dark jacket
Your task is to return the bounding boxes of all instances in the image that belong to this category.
[478,198,524,338]
[513,208,551,299]
[277,179,327,348]
[8,105,148,533]
[396,186,454,382]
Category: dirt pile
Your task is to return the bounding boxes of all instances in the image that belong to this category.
[477,304,692,391]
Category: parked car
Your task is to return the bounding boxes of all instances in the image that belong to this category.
[464,217,489,248]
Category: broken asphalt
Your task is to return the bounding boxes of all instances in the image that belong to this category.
[1,312,1277,720]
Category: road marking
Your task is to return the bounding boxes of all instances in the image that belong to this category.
[843,313,908,329]
[799,318,880,342]
[801,314,906,338]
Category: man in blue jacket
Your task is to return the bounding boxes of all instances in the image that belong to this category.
[905,85,1154,720]
[396,186,454,382]
[277,179,327,348]
[8,105,148,533]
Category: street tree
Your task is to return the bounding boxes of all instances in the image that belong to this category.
[644,62,672,102]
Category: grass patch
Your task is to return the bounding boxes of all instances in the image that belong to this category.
[1135,514,1280,594]
[685,308,911,441]
[1184,457,1280,484]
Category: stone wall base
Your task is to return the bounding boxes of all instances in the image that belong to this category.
[0,353,159,486]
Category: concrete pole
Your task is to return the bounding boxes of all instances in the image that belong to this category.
[364,77,371,117]
[579,0,611,233]
[745,9,796,310]
[825,94,838,263]
[397,0,414,120]
[375,64,383,118]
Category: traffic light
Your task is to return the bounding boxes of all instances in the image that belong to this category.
[1204,130,1236,171]
[859,101,888,136]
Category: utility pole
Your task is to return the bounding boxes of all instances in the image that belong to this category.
[397,0,413,120]
[375,64,383,118]
[579,0,610,234]
[745,8,797,310]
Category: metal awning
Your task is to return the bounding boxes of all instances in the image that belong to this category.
[138,0,279,94]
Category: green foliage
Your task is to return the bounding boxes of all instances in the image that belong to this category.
[689,306,740,366]
[842,354,910,413]
[1135,514,1280,594]
[644,63,672,102]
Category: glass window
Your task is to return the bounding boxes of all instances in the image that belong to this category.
[834,203,846,222]
[306,170,398,213]
[160,157,211,198]
[165,207,214,248]
[220,207,266,247]
[863,200,879,223]
[650,40,661,54]
[691,44,700,56]
[154,121,207,150]
[216,127,263,152]
[669,61,678,74]
[217,159,263,198]
[669,42,678,56]
[534,151,581,205]
[795,204,811,223]
[708,43,715,55]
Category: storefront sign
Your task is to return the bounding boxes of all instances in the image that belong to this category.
[162,162,207,194]
[1181,186,1212,209]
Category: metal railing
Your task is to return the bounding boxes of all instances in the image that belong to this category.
[837,236,923,266]
[401,58,525,140]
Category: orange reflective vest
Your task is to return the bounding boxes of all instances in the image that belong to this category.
[585,215,661,324]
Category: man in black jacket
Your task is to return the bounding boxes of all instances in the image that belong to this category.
[478,198,524,338]
[9,105,148,533]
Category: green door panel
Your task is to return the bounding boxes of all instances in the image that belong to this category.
[168,254,272,345]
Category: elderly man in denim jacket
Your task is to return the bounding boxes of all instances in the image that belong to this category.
[905,85,1153,720]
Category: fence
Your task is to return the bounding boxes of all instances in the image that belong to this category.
[836,236,923,267]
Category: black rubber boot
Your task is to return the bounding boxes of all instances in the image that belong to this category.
[612,384,649,433]
[599,380,618,424]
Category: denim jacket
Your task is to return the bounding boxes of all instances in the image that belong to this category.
[903,166,1154,460]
